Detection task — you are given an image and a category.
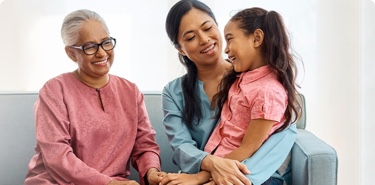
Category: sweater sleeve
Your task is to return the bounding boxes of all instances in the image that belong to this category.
[34,86,112,185]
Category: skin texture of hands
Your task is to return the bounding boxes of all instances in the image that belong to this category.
[107,180,139,185]
[147,168,167,185]
[201,155,252,185]
[203,180,253,185]
[159,172,211,185]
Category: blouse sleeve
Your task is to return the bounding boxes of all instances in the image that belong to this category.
[161,83,209,174]
[243,124,297,185]
[130,88,161,182]
[35,85,112,185]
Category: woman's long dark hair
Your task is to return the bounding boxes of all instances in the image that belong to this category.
[213,7,302,132]
[165,0,218,129]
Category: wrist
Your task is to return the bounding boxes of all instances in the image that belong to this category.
[201,154,214,171]
[195,171,211,184]
[146,167,159,178]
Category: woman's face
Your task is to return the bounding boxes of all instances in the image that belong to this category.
[177,8,223,66]
[67,20,114,78]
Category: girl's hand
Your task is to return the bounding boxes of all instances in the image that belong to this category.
[202,155,251,185]
[159,173,204,185]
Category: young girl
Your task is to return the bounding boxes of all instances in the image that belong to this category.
[204,7,302,184]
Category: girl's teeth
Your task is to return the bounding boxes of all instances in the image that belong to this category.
[94,61,106,65]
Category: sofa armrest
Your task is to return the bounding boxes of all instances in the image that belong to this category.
[291,129,338,185]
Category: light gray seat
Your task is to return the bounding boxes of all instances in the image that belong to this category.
[0,92,337,185]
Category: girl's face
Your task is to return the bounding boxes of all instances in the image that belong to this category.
[177,8,223,66]
[66,20,114,78]
[224,20,262,72]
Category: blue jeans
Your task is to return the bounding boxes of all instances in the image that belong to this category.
[261,177,283,185]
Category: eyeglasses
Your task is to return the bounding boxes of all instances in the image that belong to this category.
[70,37,116,55]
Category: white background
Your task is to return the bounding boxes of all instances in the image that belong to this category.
[0,0,374,184]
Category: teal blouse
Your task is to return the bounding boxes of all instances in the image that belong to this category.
[162,77,297,185]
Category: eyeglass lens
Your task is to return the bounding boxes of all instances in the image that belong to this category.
[83,38,116,55]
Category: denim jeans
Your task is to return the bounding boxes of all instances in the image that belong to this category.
[261,177,283,185]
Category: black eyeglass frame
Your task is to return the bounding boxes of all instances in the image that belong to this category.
[70,37,116,55]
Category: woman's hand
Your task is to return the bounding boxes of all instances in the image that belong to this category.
[107,179,139,185]
[203,180,216,185]
[146,167,167,185]
[159,173,208,185]
[201,155,251,185]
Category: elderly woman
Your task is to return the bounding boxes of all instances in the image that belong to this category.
[24,9,165,185]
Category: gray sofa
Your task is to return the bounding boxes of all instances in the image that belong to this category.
[0,92,337,185]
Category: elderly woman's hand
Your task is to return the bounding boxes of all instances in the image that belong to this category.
[107,179,139,185]
[146,167,167,185]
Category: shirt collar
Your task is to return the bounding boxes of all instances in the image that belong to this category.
[237,65,273,84]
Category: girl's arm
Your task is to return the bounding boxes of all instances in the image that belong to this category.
[241,124,297,185]
[201,124,296,185]
[159,171,211,185]
[231,87,296,185]
[224,119,275,161]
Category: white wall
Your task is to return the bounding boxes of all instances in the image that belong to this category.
[1,0,374,184]
[314,0,361,184]
[360,0,375,184]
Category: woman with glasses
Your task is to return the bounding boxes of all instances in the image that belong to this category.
[24,9,165,185]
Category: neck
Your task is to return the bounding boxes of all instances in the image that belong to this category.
[74,70,109,89]
[197,58,231,83]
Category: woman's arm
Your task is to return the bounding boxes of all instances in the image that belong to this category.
[201,87,297,185]
[242,124,297,185]
[200,124,296,185]
[237,87,297,185]
[161,82,210,174]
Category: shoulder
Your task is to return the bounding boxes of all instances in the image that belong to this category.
[262,73,286,96]
[40,72,74,93]
[256,80,287,105]
[162,77,183,96]
[161,77,186,107]
[164,77,183,90]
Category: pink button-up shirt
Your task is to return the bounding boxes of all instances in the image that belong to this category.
[204,65,287,157]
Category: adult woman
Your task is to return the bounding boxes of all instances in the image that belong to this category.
[161,1,297,185]
[24,9,164,185]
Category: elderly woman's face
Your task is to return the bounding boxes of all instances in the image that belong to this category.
[69,20,114,79]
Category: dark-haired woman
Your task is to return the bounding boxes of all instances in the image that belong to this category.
[161,1,297,185]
